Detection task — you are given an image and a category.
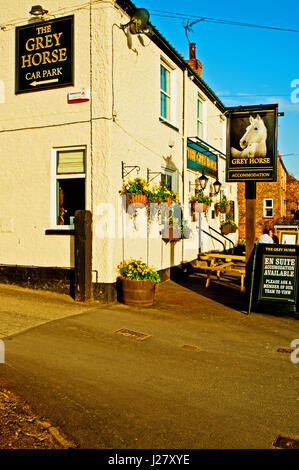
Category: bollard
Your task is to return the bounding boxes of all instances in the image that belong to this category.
[74,210,92,302]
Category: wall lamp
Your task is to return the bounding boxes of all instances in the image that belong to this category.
[210,178,222,196]
[189,173,221,195]
[189,173,208,193]
[29,5,48,16]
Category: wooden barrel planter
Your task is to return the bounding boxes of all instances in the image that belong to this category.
[118,277,157,306]
[126,193,148,209]
[162,227,181,242]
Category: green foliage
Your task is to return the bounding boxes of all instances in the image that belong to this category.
[189,192,212,206]
[120,179,180,205]
[148,182,179,203]
[118,258,161,283]
[119,178,150,195]
[221,219,238,230]
[215,196,231,209]
[274,216,299,226]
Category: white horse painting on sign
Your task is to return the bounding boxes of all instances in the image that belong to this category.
[231,114,267,158]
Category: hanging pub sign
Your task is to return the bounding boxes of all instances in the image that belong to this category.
[16,15,74,94]
[226,104,278,182]
[187,139,218,178]
[248,244,299,315]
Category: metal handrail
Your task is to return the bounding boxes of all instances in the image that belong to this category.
[208,226,235,250]
[200,229,226,251]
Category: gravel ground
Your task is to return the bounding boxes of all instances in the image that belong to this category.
[0,387,77,449]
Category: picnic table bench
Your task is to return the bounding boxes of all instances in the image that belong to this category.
[197,254,246,290]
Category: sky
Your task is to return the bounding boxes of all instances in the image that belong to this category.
[137,0,299,178]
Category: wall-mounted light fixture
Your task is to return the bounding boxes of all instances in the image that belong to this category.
[121,8,152,35]
[189,173,221,195]
[29,5,48,16]
[210,178,222,196]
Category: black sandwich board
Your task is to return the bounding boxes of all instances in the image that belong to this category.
[248,244,299,315]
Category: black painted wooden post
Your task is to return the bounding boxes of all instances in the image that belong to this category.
[245,181,256,263]
[74,210,92,302]
[245,181,256,297]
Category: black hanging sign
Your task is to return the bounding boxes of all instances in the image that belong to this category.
[248,244,299,315]
[226,104,278,182]
[16,15,74,94]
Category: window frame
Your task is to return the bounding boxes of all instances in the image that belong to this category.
[51,146,86,229]
[161,166,178,193]
[197,96,204,139]
[263,198,274,218]
[160,58,176,126]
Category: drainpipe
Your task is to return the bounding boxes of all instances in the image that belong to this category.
[182,68,188,264]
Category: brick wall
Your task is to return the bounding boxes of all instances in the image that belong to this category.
[237,156,288,239]
[286,174,299,217]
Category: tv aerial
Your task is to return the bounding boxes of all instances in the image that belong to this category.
[183,18,205,44]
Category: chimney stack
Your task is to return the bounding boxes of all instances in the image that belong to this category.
[187,42,203,77]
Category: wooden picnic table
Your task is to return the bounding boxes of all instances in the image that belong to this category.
[199,253,245,263]
[198,253,246,290]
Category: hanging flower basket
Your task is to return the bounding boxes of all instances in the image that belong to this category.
[126,193,148,209]
[215,197,231,215]
[216,204,231,214]
[162,227,181,242]
[221,225,233,235]
[220,222,237,235]
[189,194,212,216]
[192,202,209,213]
[164,196,174,206]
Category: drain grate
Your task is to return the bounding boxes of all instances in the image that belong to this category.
[114,328,151,341]
[277,347,295,354]
[182,344,201,352]
[273,435,299,449]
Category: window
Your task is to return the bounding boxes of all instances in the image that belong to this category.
[161,167,177,192]
[160,59,176,124]
[281,197,286,217]
[53,147,86,227]
[160,62,171,120]
[263,199,273,218]
[197,97,203,138]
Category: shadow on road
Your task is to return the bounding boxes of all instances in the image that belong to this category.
[172,271,248,312]
[167,269,299,321]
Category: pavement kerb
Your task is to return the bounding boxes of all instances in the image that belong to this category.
[36,419,78,449]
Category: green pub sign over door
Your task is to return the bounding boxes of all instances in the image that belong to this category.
[16,15,74,93]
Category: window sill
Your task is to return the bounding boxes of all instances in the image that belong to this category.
[262,217,274,220]
[159,117,179,132]
[45,228,75,235]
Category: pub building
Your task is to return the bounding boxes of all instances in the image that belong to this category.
[0,0,238,301]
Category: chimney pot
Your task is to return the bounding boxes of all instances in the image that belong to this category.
[186,42,203,77]
[189,42,196,60]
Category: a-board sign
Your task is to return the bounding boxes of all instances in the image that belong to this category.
[226,104,278,182]
[16,15,74,94]
[248,244,299,314]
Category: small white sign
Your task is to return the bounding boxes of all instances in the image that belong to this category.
[68,89,90,103]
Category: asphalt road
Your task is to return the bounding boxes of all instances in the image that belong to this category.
[0,280,299,449]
